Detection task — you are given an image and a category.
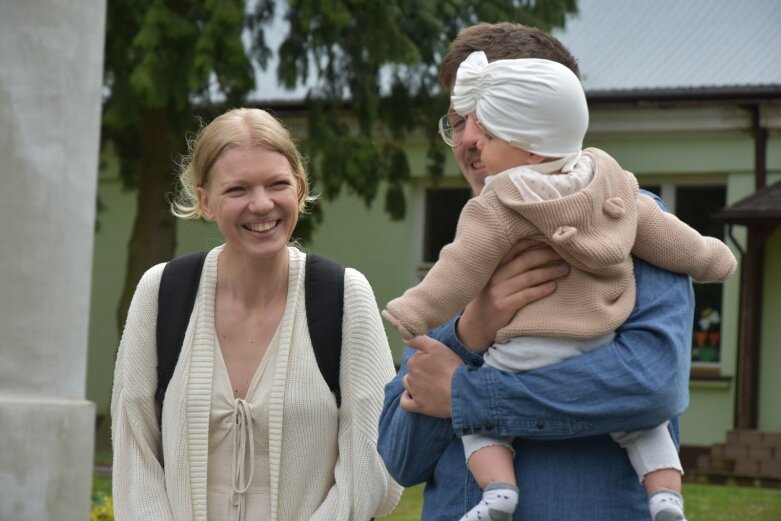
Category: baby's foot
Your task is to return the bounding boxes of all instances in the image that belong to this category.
[458,482,519,521]
[649,489,687,521]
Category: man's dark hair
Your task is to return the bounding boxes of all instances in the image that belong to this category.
[440,22,580,90]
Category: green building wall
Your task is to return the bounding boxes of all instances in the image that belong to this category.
[88,109,781,451]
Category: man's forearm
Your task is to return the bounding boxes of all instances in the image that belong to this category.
[376,349,455,486]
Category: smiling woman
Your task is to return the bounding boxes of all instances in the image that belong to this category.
[172,108,314,220]
[198,146,301,263]
[110,107,401,521]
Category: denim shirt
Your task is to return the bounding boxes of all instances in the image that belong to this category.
[377,254,694,521]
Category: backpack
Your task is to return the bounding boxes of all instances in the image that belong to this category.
[154,251,345,426]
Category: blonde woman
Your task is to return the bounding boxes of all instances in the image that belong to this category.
[111,108,401,521]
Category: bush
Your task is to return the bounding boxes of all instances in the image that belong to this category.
[92,476,113,521]
[91,495,113,521]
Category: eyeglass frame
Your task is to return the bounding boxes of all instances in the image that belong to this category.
[437,112,470,148]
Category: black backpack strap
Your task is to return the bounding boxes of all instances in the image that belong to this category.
[154,250,344,426]
[155,250,208,424]
[305,253,345,407]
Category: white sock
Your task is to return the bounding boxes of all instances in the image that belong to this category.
[649,489,686,521]
[458,482,519,521]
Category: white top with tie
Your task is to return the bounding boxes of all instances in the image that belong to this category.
[208,325,280,521]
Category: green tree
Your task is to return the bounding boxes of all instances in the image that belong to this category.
[103,0,577,334]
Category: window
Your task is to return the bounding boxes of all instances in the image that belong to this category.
[422,187,471,263]
[674,186,728,366]
[640,185,661,197]
[641,183,729,366]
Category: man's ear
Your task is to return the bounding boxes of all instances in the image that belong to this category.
[197,186,215,221]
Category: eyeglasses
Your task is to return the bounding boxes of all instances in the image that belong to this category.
[437,113,468,148]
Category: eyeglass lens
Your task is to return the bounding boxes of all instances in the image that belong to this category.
[438,113,467,147]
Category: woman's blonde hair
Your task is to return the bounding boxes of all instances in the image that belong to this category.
[172,108,315,219]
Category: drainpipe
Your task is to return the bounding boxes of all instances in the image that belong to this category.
[733,103,768,429]
[752,104,767,190]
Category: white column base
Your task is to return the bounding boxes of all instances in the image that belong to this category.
[0,396,95,520]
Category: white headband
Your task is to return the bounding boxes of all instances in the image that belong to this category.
[452,51,589,158]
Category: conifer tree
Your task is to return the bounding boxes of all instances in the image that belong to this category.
[103,0,577,332]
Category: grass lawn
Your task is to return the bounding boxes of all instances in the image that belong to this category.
[383,483,781,521]
[92,470,781,520]
[93,476,112,498]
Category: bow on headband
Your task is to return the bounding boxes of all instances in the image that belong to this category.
[451,50,491,116]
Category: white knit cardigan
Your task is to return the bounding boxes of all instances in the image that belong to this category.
[111,246,402,520]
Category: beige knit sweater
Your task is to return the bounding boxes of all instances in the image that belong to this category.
[383,148,736,343]
[112,246,402,521]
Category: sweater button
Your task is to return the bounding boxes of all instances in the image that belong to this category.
[536,421,545,430]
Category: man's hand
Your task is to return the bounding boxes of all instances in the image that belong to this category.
[457,239,569,351]
[400,335,464,418]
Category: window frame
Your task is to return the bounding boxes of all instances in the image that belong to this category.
[641,180,732,379]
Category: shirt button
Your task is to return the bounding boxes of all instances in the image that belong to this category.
[485,425,493,432]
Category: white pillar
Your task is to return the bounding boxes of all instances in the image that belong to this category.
[0,1,106,519]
